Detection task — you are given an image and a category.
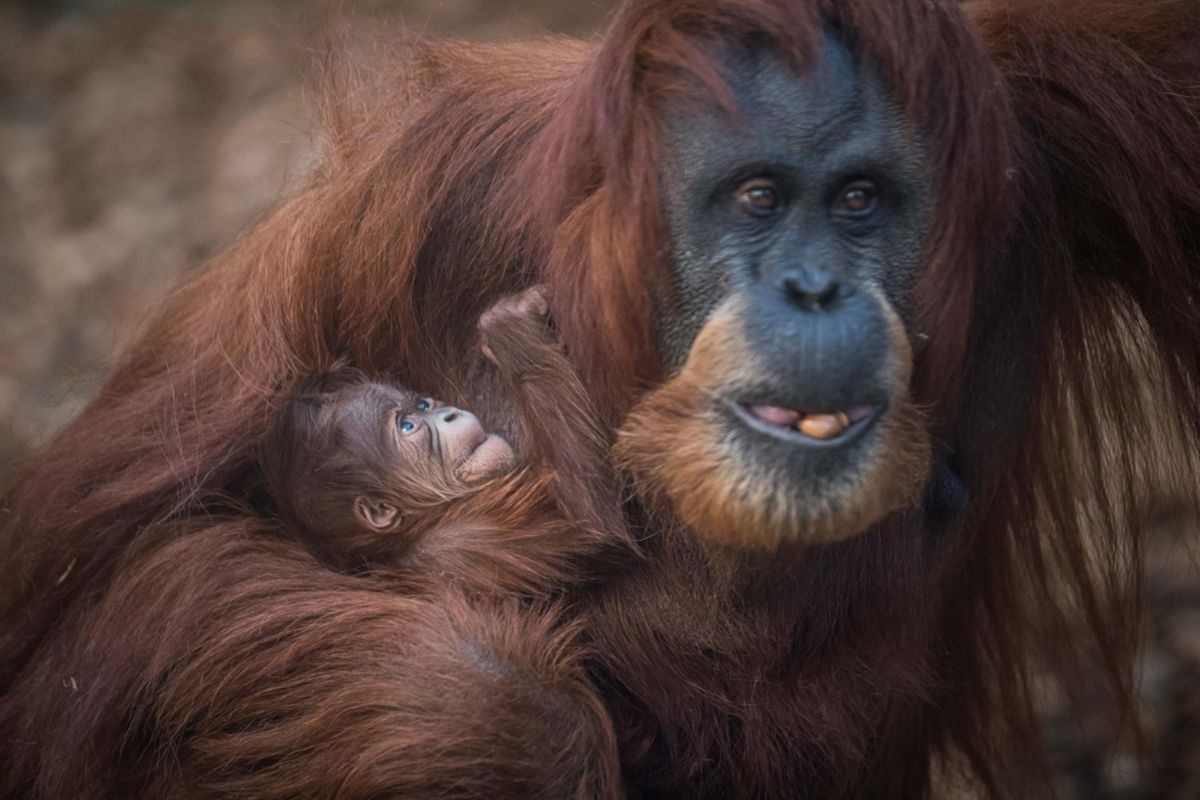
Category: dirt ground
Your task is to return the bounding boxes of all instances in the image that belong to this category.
[0,2,1196,796]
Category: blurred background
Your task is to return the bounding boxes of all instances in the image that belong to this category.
[0,2,1196,797]
[0,0,617,475]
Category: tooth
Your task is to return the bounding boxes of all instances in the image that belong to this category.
[797,413,849,440]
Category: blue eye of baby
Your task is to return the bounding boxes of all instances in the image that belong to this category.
[399,419,417,434]
[415,399,431,412]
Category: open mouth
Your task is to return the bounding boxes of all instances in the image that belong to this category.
[729,400,880,446]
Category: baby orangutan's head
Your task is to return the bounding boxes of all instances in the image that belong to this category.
[262,368,515,548]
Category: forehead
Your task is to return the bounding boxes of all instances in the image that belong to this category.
[328,382,415,430]
[666,35,912,182]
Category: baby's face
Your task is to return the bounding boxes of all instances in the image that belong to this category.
[329,382,516,488]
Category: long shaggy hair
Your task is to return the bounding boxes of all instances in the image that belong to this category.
[1,0,1199,796]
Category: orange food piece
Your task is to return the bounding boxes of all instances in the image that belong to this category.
[796,412,849,440]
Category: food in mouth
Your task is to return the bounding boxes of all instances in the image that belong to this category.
[796,412,851,440]
[745,404,874,442]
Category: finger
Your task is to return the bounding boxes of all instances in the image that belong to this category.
[525,287,549,315]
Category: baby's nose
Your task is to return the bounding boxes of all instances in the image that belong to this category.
[435,407,478,428]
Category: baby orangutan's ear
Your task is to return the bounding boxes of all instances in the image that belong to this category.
[353,496,402,532]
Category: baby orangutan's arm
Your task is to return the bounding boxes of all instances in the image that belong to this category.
[479,287,629,548]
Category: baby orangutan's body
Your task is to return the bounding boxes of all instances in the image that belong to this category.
[260,288,632,596]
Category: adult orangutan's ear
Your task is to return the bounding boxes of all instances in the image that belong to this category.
[353,496,402,532]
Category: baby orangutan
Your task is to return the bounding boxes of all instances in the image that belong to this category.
[260,288,631,596]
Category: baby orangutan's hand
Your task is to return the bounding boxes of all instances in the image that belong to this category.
[479,286,556,374]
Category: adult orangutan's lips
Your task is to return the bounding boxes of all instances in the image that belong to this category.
[737,402,879,443]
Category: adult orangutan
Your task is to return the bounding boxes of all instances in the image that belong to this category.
[2,0,1199,797]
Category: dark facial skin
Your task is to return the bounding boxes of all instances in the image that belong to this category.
[320,382,516,531]
[657,35,931,491]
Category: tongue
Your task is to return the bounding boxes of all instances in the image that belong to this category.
[845,406,875,424]
[747,404,802,427]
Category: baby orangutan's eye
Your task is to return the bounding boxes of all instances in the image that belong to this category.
[415,398,433,412]
[398,416,420,435]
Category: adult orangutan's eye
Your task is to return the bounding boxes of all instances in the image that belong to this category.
[832,179,880,219]
[736,178,782,217]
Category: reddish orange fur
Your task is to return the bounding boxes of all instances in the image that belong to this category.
[1,0,1198,797]
[2,520,621,799]
[259,297,635,595]
[617,294,930,549]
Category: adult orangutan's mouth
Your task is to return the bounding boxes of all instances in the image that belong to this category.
[729,401,880,446]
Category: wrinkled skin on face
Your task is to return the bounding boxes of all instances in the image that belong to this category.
[618,36,934,548]
[320,382,516,531]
